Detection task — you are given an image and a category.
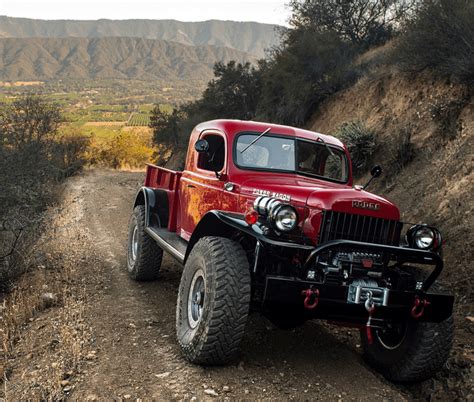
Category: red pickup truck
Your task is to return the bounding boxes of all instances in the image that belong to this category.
[126,119,453,382]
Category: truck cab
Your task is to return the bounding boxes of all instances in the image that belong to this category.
[127,119,453,383]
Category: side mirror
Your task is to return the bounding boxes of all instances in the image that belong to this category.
[370,165,382,178]
[194,139,209,153]
[363,165,383,190]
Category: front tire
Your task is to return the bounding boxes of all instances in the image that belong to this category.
[176,236,251,365]
[360,315,454,382]
[126,205,163,281]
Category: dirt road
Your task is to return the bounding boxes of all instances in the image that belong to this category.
[4,170,409,400]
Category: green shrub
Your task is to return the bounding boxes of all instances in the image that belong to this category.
[334,121,377,174]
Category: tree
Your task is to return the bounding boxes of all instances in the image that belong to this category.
[257,29,358,125]
[150,61,262,151]
[149,106,186,147]
[393,0,474,83]
[288,0,414,48]
[197,61,262,120]
[0,96,62,150]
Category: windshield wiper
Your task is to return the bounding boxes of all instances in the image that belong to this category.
[240,127,271,154]
[316,136,336,157]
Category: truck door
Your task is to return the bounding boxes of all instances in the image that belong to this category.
[179,131,227,241]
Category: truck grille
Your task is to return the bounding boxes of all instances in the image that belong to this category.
[318,210,402,246]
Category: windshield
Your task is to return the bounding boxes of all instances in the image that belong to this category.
[235,133,349,183]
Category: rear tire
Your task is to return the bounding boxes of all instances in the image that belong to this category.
[176,236,251,365]
[126,205,163,281]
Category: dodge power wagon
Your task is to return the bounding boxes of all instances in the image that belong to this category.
[126,120,453,382]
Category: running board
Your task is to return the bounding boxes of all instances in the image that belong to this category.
[145,227,187,264]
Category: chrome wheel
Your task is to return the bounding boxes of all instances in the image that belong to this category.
[187,268,205,329]
[130,224,138,263]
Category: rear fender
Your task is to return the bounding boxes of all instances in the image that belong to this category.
[133,187,169,227]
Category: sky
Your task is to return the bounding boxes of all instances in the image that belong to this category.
[0,0,291,26]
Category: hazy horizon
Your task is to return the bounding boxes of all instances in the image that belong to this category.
[0,1,291,26]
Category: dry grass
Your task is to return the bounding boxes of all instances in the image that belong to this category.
[0,192,93,400]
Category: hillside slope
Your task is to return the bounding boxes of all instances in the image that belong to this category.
[0,37,256,81]
[0,16,280,58]
[309,71,473,398]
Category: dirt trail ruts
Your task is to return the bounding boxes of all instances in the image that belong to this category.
[6,170,409,400]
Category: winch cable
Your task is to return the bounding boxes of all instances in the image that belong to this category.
[365,291,375,345]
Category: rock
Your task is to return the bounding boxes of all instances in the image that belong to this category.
[63,386,72,393]
[60,380,71,387]
[204,389,219,397]
[155,372,171,378]
[222,386,231,393]
[466,316,474,323]
[244,389,250,394]
[41,292,57,308]
[124,395,131,399]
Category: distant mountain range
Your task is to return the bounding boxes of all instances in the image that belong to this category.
[0,16,281,58]
[0,37,256,81]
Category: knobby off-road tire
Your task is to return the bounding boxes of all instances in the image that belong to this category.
[126,205,163,281]
[361,295,454,383]
[176,236,251,365]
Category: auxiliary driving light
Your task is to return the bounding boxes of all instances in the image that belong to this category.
[253,196,298,232]
[406,225,442,251]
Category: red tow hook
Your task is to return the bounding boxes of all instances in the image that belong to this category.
[411,297,431,319]
[301,288,320,309]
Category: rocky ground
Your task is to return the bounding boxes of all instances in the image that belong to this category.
[0,169,471,400]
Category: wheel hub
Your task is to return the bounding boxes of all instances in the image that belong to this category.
[188,269,205,329]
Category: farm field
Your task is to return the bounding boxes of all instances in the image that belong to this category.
[0,79,182,168]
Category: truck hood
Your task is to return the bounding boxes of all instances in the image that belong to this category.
[239,175,400,220]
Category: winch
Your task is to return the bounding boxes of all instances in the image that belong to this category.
[347,278,390,307]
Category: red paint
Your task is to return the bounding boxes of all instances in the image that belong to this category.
[144,119,401,243]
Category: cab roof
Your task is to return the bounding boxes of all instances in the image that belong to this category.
[195,119,345,149]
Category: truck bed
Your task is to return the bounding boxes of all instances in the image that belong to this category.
[144,163,182,233]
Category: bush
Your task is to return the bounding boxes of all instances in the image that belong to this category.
[88,129,154,169]
[334,121,377,174]
[393,0,474,83]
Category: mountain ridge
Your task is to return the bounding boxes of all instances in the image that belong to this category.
[0,37,256,81]
[0,16,282,58]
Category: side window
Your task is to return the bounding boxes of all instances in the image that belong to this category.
[197,134,225,172]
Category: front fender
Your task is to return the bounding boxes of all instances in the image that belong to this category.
[184,211,313,264]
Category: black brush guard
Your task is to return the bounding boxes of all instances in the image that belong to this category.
[262,240,454,325]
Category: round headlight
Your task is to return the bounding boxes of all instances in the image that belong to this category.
[414,227,435,249]
[406,225,441,251]
[270,204,298,232]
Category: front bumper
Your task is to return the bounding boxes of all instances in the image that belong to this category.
[262,239,454,325]
[263,276,454,325]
